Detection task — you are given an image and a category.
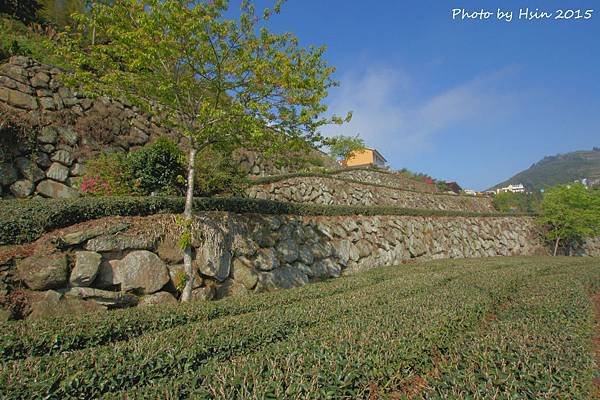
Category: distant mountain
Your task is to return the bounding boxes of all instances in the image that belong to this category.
[489,148,600,191]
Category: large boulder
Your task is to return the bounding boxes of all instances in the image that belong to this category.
[194,222,231,282]
[65,287,138,308]
[231,257,258,290]
[28,290,106,320]
[332,239,357,266]
[166,264,203,292]
[93,259,121,289]
[15,157,45,182]
[36,179,80,199]
[69,251,102,287]
[276,239,299,263]
[255,265,309,292]
[62,222,130,246]
[253,248,279,271]
[86,233,156,252]
[310,258,342,280]
[191,286,215,301]
[16,253,68,290]
[215,279,249,299]
[116,250,169,294]
[138,291,177,307]
[0,163,18,186]
[46,162,70,182]
[10,179,34,198]
[156,237,184,264]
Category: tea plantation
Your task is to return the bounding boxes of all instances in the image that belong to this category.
[1,256,599,399]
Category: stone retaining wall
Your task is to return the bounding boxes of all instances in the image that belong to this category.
[247,176,496,212]
[332,169,437,193]
[0,212,545,319]
[0,56,334,199]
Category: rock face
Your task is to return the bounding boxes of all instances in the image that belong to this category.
[36,179,79,199]
[70,251,102,287]
[116,251,169,294]
[0,211,562,318]
[194,222,231,282]
[65,287,138,308]
[16,253,68,290]
[246,175,495,213]
[139,291,177,307]
[1,56,320,199]
[28,290,106,320]
[256,265,309,292]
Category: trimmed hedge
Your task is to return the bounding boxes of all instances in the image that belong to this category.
[0,196,533,245]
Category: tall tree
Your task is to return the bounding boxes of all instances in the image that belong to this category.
[62,0,349,301]
[539,184,600,256]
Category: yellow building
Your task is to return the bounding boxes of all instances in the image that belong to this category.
[343,148,387,168]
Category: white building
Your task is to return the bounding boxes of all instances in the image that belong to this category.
[497,184,526,194]
[463,189,477,195]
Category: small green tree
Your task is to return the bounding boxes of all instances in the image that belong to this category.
[62,0,349,301]
[493,191,542,213]
[539,184,600,256]
[325,134,363,161]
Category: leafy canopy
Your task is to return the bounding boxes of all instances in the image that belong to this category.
[325,134,364,160]
[539,183,600,245]
[61,0,350,151]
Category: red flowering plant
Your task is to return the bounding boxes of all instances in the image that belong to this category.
[80,176,112,196]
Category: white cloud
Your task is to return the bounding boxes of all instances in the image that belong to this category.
[321,65,514,157]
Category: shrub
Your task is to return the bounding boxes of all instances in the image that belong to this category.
[128,138,186,195]
[82,138,186,196]
[194,147,248,197]
[82,152,133,196]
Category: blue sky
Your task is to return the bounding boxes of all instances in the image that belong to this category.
[250,0,600,190]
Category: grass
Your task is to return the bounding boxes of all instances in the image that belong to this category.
[0,256,598,399]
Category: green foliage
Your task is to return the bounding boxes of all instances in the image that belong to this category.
[1,257,598,398]
[127,138,186,195]
[173,270,188,294]
[38,0,86,30]
[0,0,43,24]
[61,0,349,169]
[82,139,186,196]
[538,184,600,252]
[324,134,365,160]
[0,196,526,245]
[194,146,248,197]
[493,191,542,213]
[81,151,132,195]
[0,16,63,65]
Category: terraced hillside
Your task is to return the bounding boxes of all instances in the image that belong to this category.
[1,256,598,399]
[247,169,495,212]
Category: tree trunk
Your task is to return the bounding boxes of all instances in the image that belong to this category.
[553,237,560,256]
[180,146,197,302]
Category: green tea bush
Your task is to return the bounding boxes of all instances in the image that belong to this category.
[2,257,597,399]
